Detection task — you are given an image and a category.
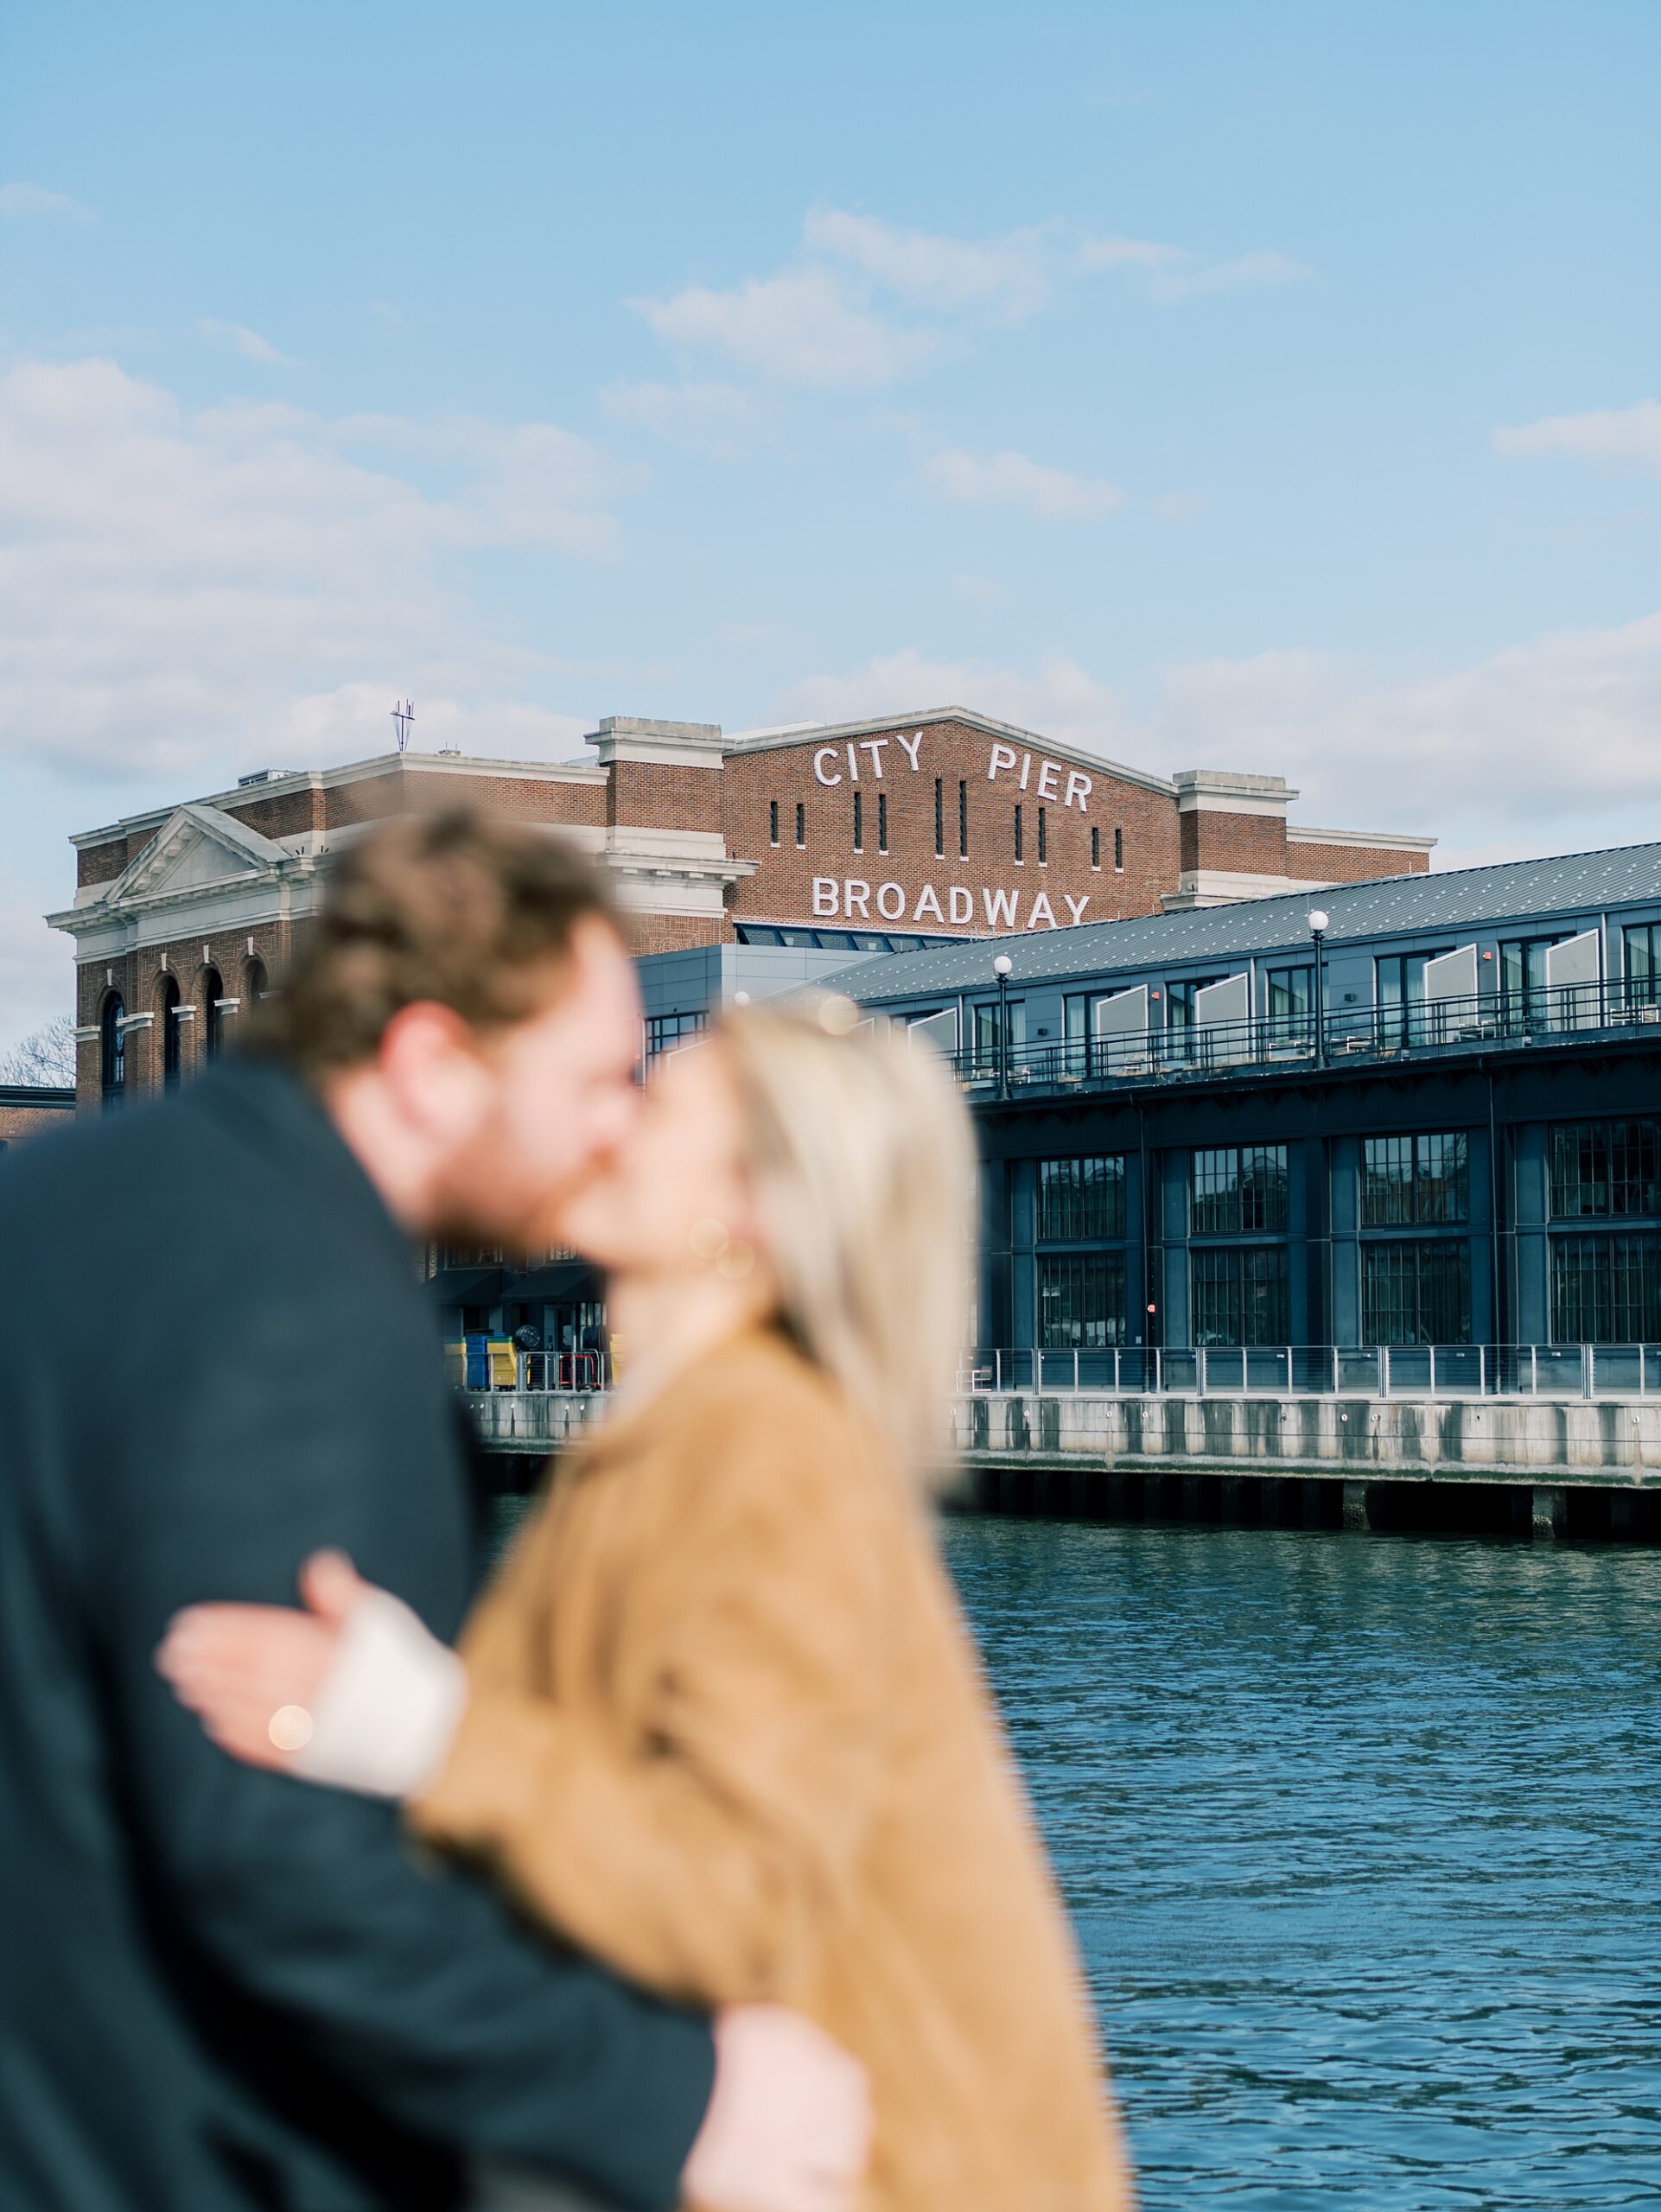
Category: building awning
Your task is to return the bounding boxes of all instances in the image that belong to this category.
[423,1266,506,1308]
[501,1259,601,1304]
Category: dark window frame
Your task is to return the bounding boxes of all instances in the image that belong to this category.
[1036,1155,1127,1243]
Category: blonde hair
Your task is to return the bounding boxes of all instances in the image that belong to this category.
[715,995,977,1486]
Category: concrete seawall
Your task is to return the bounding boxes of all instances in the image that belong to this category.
[466,1387,1661,1536]
[951,1390,1659,1479]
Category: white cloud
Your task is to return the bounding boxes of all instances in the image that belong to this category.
[633,264,935,390]
[601,378,760,458]
[779,612,1661,863]
[1493,399,1661,477]
[803,207,1052,320]
[0,181,93,223]
[1080,233,1311,303]
[1153,612,1661,850]
[0,884,74,1048]
[0,357,629,779]
[1153,249,1310,302]
[1078,235,1187,272]
[923,447,1126,521]
[775,647,1136,755]
[197,318,296,367]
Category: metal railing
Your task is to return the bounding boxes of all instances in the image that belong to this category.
[954,978,1661,1098]
[517,1349,608,1392]
[959,1343,1661,1399]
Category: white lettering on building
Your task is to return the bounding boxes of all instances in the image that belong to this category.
[894,730,924,771]
[984,741,1088,812]
[860,738,889,776]
[813,748,842,787]
[804,879,1073,931]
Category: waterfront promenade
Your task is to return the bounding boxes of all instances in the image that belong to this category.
[466,1368,1661,1539]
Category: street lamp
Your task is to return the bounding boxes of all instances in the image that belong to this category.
[993,952,1013,1099]
[1308,907,1329,1069]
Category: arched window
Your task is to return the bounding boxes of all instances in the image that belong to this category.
[100,993,125,1104]
[245,957,268,1007]
[159,975,181,1089]
[203,968,224,1062]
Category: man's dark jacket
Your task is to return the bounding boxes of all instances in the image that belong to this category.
[0,1059,714,2212]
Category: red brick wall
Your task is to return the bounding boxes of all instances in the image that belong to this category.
[0,1096,73,1145]
[1289,839,1429,881]
[1180,809,1289,878]
[623,912,729,955]
[720,718,1180,935]
[608,761,721,832]
[77,833,144,889]
[75,923,292,1105]
[226,785,327,841]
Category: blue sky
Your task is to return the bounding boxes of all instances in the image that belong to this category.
[3,1,1658,1047]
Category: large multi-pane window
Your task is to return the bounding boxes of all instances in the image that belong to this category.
[1499,933,1569,1032]
[971,998,1025,1076]
[1192,1247,1289,1346]
[1192,1145,1289,1234]
[1363,1242,1472,1344]
[1623,923,1661,1009]
[1551,1236,1661,1344]
[1362,1133,1469,1225]
[1039,1254,1127,1348]
[644,1010,706,1062]
[1549,1120,1661,1217]
[1375,950,1435,1043]
[1265,964,1314,1040]
[99,992,124,1105]
[1037,1156,1125,1242]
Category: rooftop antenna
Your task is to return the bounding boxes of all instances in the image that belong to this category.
[391,697,415,753]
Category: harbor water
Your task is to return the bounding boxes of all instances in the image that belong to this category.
[947,1516,1661,2209]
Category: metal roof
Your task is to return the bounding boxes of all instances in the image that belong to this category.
[817,841,1661,1003]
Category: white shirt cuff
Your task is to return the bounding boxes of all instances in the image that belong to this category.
[291,1586,469,1800]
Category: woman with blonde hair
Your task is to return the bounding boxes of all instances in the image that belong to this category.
[161,996,1135,2212]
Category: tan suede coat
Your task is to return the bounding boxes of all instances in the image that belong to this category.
[414,1325,1134,2212]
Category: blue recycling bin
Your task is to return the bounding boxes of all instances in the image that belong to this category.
[464,1332,490,1389]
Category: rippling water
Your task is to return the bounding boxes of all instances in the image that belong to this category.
[945,1517,1661,2209]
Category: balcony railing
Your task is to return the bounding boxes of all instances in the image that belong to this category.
[954,979,1661,1098]
[959,1343,1661,1398]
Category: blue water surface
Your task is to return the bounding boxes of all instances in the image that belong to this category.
[943,1517,1661,2210]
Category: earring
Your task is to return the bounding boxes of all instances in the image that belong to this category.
[716,1240,755,1281]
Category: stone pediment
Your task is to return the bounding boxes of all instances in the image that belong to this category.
[103,804,290,909]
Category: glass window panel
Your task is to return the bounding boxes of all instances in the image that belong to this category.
[644,1010,707,1062]
[1550,1121,1661,1218]
[1625,923,1660,1008]
[1192,1145,1288,1235]
[1038,1254,1126,1348]
[1192,1247,1289,1346]
[1362,1133,1469,1226]
[1551,1234,1661,1344]
[1362,1240,1472,1344]
[1037,1157,1126,1242]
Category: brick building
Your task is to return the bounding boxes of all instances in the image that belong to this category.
[48,704,1431,1108]
[0,1087,75,1150]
